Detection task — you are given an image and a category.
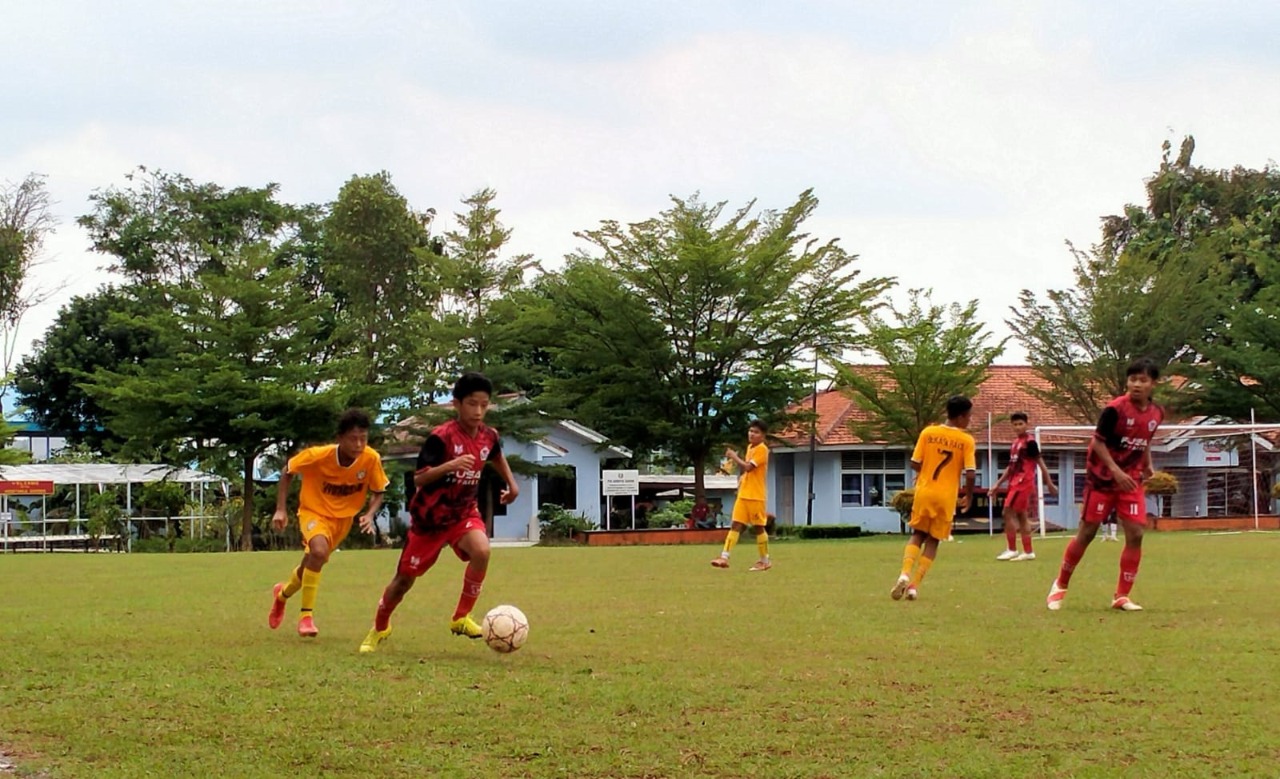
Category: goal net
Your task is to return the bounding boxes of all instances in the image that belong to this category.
[1029,421,1280,535]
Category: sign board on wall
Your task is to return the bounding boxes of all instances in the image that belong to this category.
[601,470,639,496]
[1186,440,1240,468]
[0,480,55,496]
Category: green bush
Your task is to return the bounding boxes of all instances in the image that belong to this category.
[783,525,863,540]
[538,504,595,544]
[647,499,694,528]
[131,537,172,554]
[174,537,226,553]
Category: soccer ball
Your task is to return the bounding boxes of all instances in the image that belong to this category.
[481,604,529,653]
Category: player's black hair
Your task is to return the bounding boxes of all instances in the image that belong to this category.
[1010,411,1028,423]
[748,419,768,434]
[946,395,973,420]
[1126,358,1160,381]
[337,407,372,435]
[453,371,494,400]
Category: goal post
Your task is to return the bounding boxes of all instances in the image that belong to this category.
[1031,421,1280,535]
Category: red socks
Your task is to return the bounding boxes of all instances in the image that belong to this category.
[1116,546,1142,598]
[452,565,486,620]
[1056,538,1086,588]
[375,587,403,632]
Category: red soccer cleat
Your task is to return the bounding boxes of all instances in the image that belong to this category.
[710,557,729,568]
[297,614,318,637]
[268,583,286,630]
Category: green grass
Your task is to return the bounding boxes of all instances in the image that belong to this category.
[2,532,1278,778]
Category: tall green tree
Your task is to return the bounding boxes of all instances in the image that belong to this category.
[15,286,169,451]
[534,191,892,499]
[0,173,60,395]
[78,172,344,550]
[323,172,440,407]
[85,244,342,550]
[837,289,1006,446]
[1009,139,1239,422]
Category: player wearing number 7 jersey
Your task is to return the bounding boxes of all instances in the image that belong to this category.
[891,396,976,601]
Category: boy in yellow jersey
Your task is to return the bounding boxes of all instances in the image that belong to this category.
[891,396,976,601]
[267,408,389,638]
[711,420,771,571]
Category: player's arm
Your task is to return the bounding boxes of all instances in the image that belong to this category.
[1026,439,1058,495]
[725,447,756,472]
[1089,408,1136,491]
[271,466,294,531]
[492,445,520,505]
[413,435,472,487]
[992,461,1014,491]
[958,468,976,512]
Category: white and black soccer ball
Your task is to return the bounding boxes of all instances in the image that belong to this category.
[481,604,529,653]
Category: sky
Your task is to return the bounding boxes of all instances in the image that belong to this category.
[4,0,1279,367]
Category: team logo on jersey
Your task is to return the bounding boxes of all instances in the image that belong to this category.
[1126,418,1135,426]
[410,556,421,567]
[1148,420,1157,432]
[454,443,464,454]
[480,446,490,460]
[357,470,366,480]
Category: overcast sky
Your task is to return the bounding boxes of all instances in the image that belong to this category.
[4,1,1278,366]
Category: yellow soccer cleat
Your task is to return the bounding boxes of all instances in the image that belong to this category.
[359,626,392,653]
[449,614,484,639]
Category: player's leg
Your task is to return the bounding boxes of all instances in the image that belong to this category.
[295,532,333,637]
[748,506,771,571]
[1048,490,1108,610]
[998,504,1019,559]
[1111,499,1147,611]
[268,556,305,629]
[894,527,930,599]
[361,528,441,652]
[1014,511,1035,560]
[449,518,491,638]
[908,532,943,597]
[713,505,750,566]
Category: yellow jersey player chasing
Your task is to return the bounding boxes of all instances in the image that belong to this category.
[267,408,389,638]
[891,396,976,601]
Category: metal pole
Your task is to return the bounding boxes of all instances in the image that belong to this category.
[805,353,818,526]
[1251,408,1259,531]
[987,412,994,535]
[1035,426,1046,537]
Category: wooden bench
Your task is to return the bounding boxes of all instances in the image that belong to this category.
[0,534,122,552]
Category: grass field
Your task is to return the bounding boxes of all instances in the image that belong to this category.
[2,532,1278,778]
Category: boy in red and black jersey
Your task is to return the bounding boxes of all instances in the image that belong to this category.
[992,412,1057,561]
[359,372,520,652]
[1047,358,1164,612]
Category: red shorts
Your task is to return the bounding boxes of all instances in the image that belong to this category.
[1004,483,1035,514]
[1080,485,1147,525]
[396,515,486,578]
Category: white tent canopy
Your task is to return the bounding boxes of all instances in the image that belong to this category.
[0,464,221,484]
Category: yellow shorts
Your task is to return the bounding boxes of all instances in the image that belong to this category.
[908,493,955,541]
[732,498,768,527]
[298,509,353,550]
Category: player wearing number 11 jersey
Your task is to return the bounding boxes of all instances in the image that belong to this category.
[891,396,976,602]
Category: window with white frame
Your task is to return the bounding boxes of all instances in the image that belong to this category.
[841,450,907,507]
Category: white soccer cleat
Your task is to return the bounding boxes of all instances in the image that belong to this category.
[1013,552,1036,561]
[891,574,910,601]
[1046,581,1067,611]
[996,549,1020,561]
[905,586,918,601]
[1111,596,1143,612]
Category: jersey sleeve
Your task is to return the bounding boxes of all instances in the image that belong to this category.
[286,446,326,475]
[368,452,390,492]
[911,432,926,464]
[1024,439,1040,459]
[416,435,446,472]
[1093,406,1119,441]
[749,444,769,469]
[963,437,977,471]
[486,434,503,463]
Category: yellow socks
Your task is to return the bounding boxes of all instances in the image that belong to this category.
[299,568,322,613]
[910,556,934,587]
[901,542,922,577]
[281,566,303,599]
[723,529,741,555]
[756,530,769,560]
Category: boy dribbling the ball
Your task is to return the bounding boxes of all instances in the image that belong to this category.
[359,372,520,653]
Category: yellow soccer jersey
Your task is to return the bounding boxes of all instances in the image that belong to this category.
[911,424,976,509]
[738,443,769,501]
[288,444,389,519]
